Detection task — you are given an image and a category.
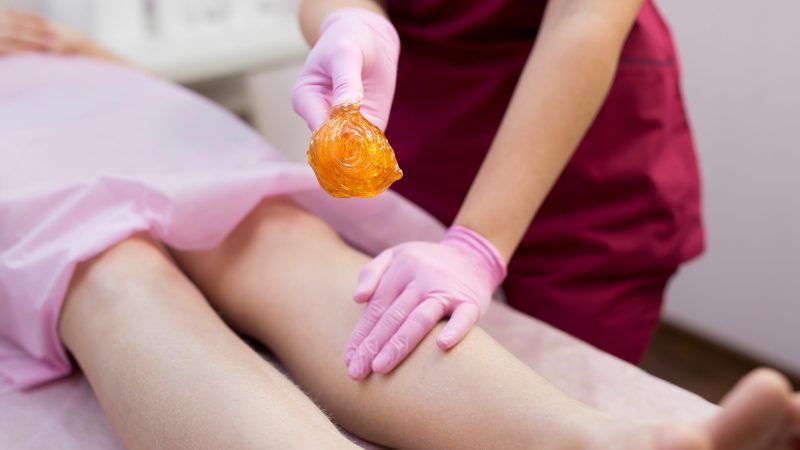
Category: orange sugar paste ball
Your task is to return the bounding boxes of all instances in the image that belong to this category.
[307,103,403,198]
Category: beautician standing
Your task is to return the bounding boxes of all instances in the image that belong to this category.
[292,0,703,379]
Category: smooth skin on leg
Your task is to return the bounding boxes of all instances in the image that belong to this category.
[171,197,797,450]
[58,234,357,450]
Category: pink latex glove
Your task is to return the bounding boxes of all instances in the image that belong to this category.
[345,226,507,380]
[292,7,400,132]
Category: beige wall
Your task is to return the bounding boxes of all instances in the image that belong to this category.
[658,0,800,373]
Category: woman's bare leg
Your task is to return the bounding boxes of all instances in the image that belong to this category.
[59,234,357,450]
[172,198,793,450]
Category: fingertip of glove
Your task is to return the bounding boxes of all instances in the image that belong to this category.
[352,290,371,303]
[348,360,370,380]
[438,330,466,349]
[372,353,393,374]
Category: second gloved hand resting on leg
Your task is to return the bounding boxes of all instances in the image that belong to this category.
[345,225,507,380]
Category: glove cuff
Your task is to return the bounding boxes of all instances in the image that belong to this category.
[442,225,508,287]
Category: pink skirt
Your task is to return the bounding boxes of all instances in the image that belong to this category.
[0,55,443,392]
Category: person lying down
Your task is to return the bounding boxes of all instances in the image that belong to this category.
[1,15,799,450]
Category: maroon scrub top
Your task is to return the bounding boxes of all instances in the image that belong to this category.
[384,0,704,362]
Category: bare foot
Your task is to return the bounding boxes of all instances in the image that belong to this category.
[705,368,792,450]
[706,369,791,450]
[593,368,792,450]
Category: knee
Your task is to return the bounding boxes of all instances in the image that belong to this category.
[59,234,175,342]
[241,196,341,251]
[74,234,173,294]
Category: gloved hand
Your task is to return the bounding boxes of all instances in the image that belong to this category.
[345,226,507,380]
[292,7,400,132]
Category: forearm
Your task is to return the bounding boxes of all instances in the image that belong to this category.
[299,0,386,43]
[454,2,642,262]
